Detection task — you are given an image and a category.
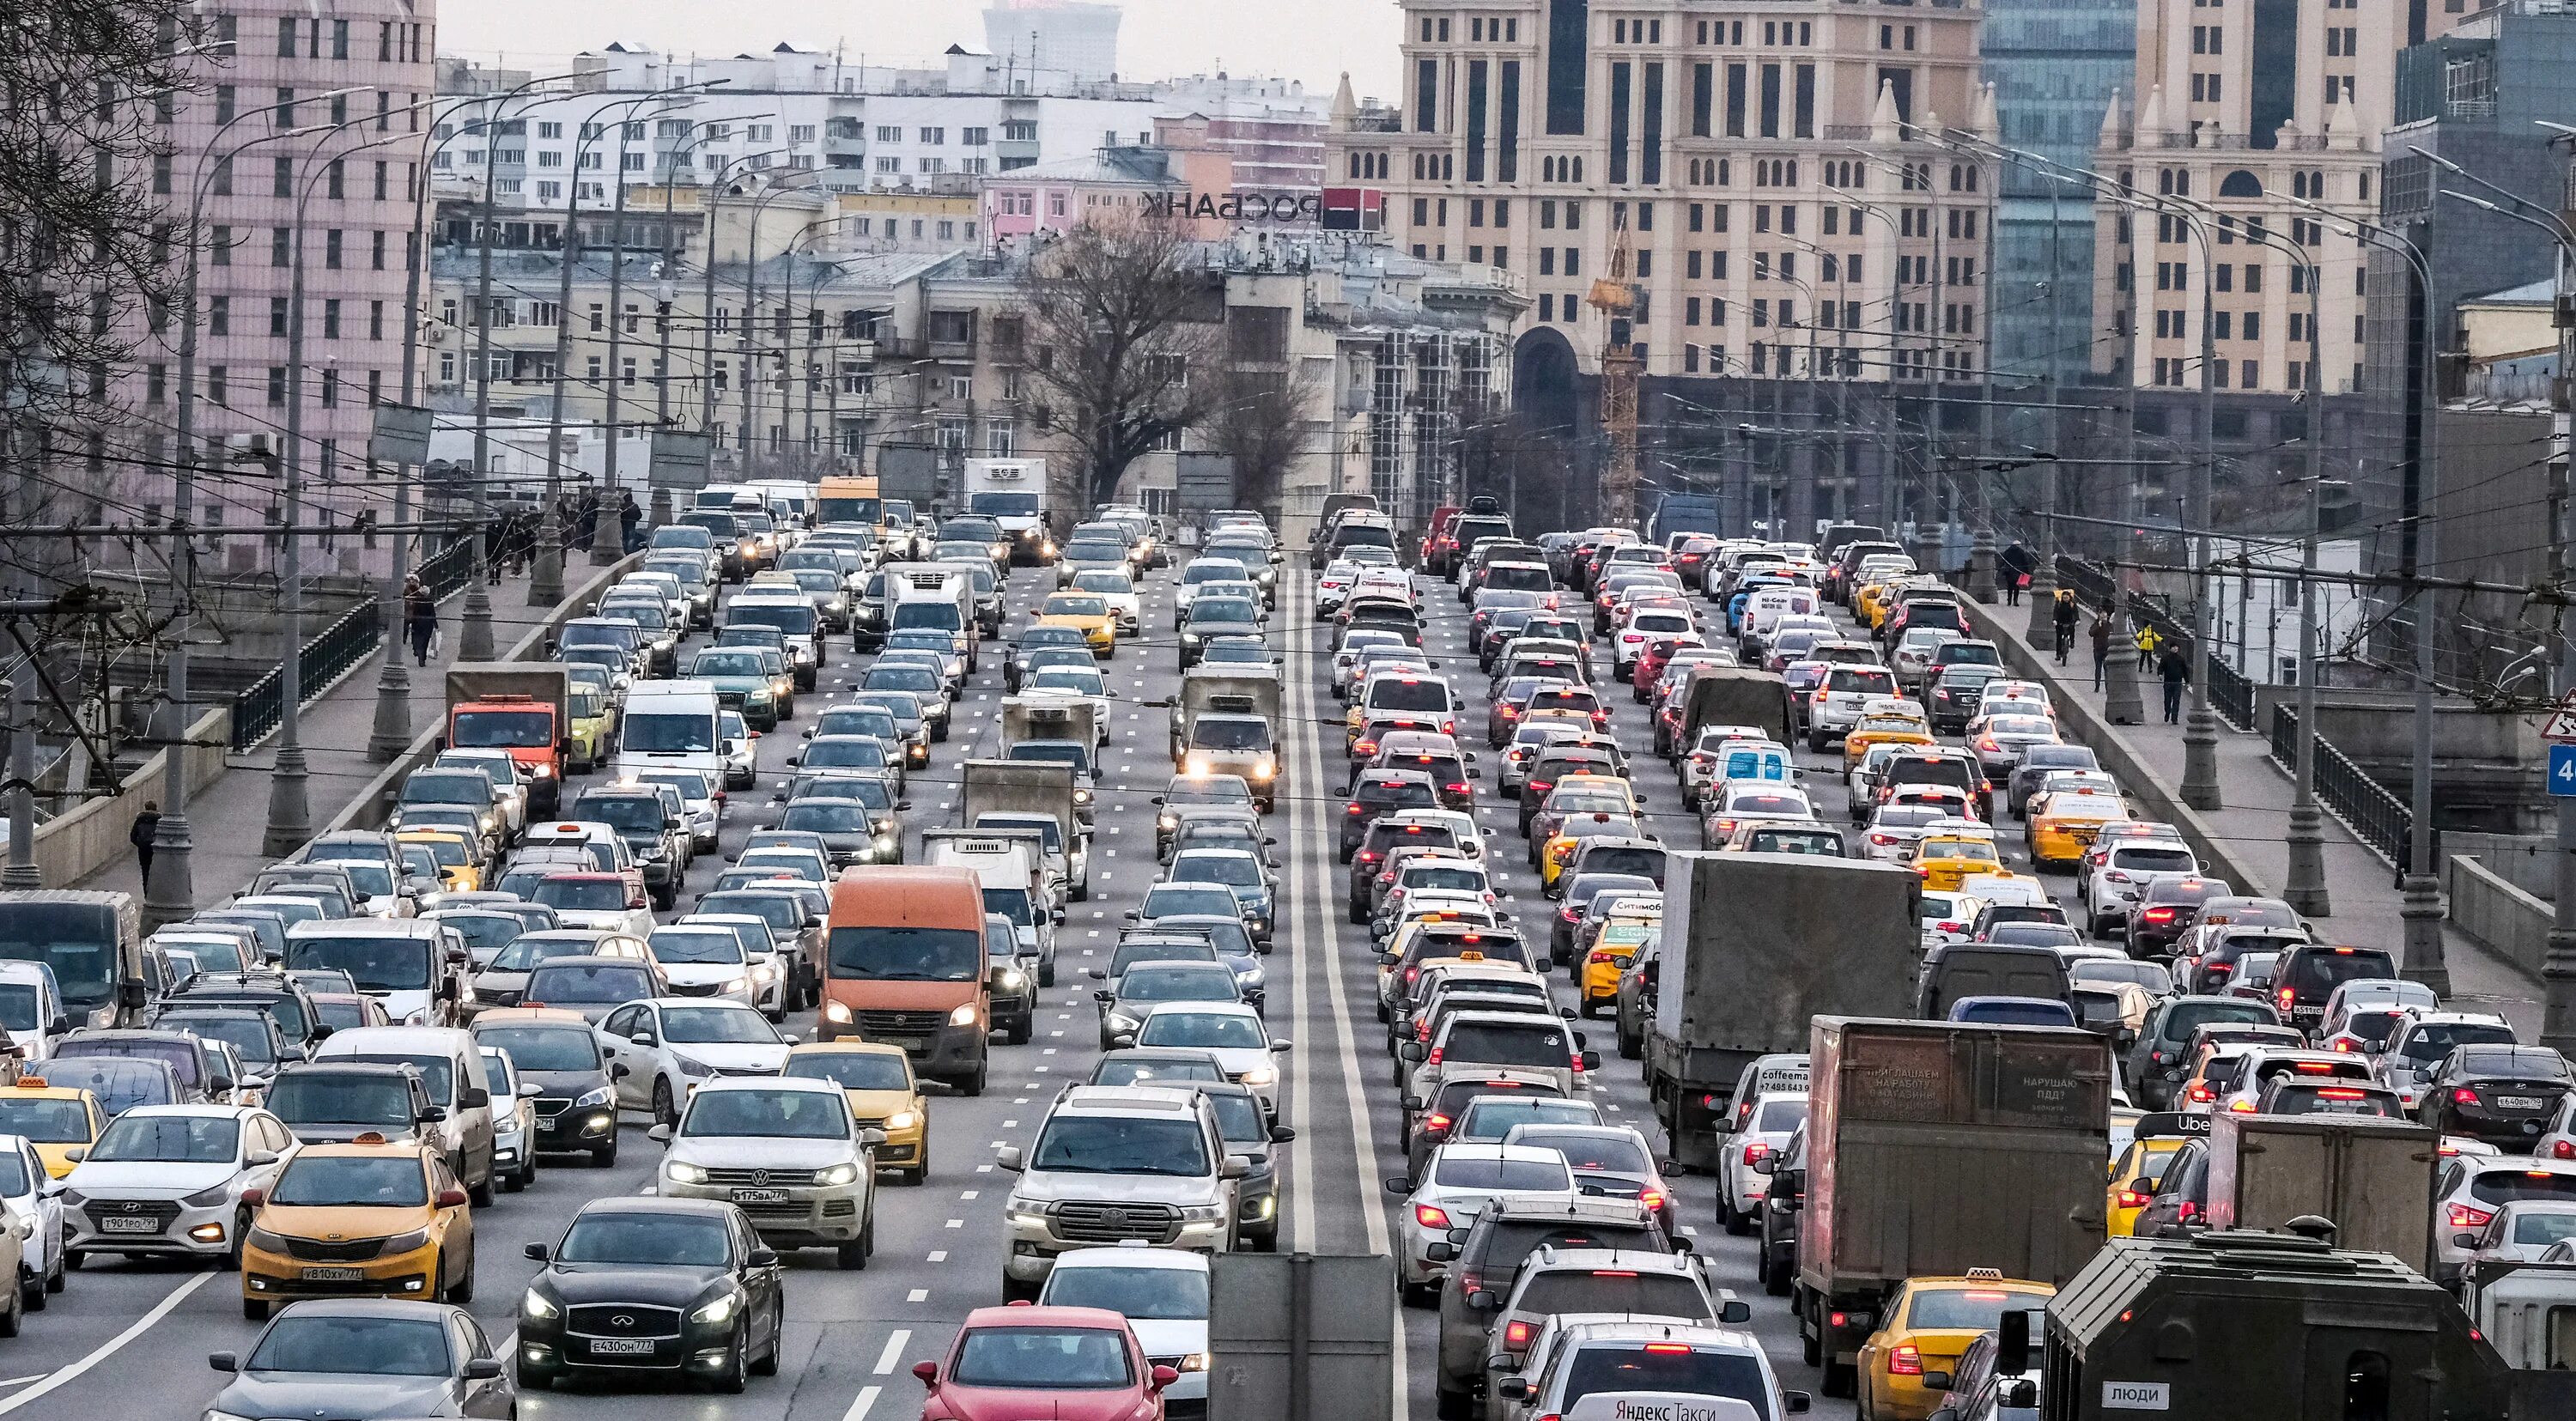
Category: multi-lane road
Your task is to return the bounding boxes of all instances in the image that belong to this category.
[1,549,2063,1421]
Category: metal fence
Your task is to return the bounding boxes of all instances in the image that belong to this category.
[2269,702,2413,864]
[228,600,383,750]
[417,537,475,600]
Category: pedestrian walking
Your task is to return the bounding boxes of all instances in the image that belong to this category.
[619,492,642,552]
[2089,612,2113,690]
[2051,590,2079,665]
[2000,540,2034,607]
[574,492,600,553]
[2136,623,2161,671]
[130,801,161,885]
[404,574,438,666]
[2158,644,2190,723]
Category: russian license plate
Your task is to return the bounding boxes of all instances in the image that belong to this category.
[590,1339,658,1357]
[732,1187,787,1205]
[97,1216,161,1234]
[301,1266,364,1282]
[2498,1096,2544,1110]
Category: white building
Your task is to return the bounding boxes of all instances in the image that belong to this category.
[984,1,1125,85]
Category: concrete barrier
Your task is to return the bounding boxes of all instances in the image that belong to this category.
[1976,602,2275,898]
[2447,854,2551,980]
[27,707,231,888]
[320,553,646,839]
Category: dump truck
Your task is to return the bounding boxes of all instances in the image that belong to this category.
[442,664,572,813]
[962,759,1088,902]
[2204,1112,2439,1273]
[1680,665,1795,749]
[2044,1230,2507,1420]
[1794,1016,2113,1398]
[1643,852,1916,1173]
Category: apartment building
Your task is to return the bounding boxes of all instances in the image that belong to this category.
[2090,0,2473,394]
[1325,0,1997,388]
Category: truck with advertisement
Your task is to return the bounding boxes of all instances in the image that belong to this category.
[442,664,572,814]
[2204,1111,2439,1272]
[1643,852,1916,1171]
[963,458,1053,563]
[1794,1017,2113,1398]
[962,759,1088,902]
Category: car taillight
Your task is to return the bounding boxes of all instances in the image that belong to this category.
[1414,1203,1452,1230]
[1425,1113,1451,1133]
[2142,908,2177,924]
[2450,1203,2496,1230]
[2188,1084,2214,1102]
[1588,949,1614,964]
[1446,782,1468,794]
[2117,1187,2152,1208]
[2555,1140,2576,1159]
[1504,1321,1534,1351]
[1559,905,1580,922]
[1591,709,1609,725]
[2279,987,2297,1009]
[1742,1141,1771,1166]
[1638,1189,1666,1211]
[1346,803,1364,816]
[2456,1088,2482,1106]
[1426,1047,1443,1066]
[1890,1344,1923,1376]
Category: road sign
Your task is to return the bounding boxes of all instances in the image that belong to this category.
[2543,690,2576,741]
[2550,744,2576,798]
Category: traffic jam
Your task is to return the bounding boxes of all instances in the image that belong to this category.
[0,484,2551,1421]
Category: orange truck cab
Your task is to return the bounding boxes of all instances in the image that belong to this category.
[443,665,571,815]
[820,865,993,1096]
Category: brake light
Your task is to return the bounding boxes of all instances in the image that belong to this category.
[1346,803,1364,815]
[2187,1084,2214,1102]
[2456,1088,2482,1106]
[2279,987,2297,1010]
[1643,1343,1694,1356]
[2176,1202,2200,1224]
[2555,1141,2576,1160]
[1742,1141,1771,1166]
[1890,1344,1923,1376]
[1414,1203,1452,1230]
[1426,1047,1444,1066]
[2294,1061,2336,1073]
[1445,783,1469,795]
[2142,908,2177,925]
[1425,1113,1452,1134]
[1504,1321,1534,1351]
[1638,1189,1665,1211]
[2450,1203,2496,1230]
[2117,1188,2151,1208]
[2317,1089,2366,1100]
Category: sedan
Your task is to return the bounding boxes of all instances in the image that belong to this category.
[0,1133,64,1306]
[914,1304,1178,1421]
[598,999,793,1120]
[208,1300,516,1419]
[516,1197,787,1392]
[62,1103,291,1266]
[1130,1003,1291,1118]
[1386,1143,1577,1305]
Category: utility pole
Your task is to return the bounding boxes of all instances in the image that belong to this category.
[1590,205,1642,527]
[2178,200,2223,811]
[2026,179,2064,644]
[2283,234,2331,917]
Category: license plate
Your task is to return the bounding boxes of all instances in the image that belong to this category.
[2498,1096,2544,1110]
[590,1339,659,1356]
[97,1216,161,1234]
[301,1266,365,1282]
[732,1187,787,1204]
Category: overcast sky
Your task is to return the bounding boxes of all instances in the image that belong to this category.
[439,0,1404,103]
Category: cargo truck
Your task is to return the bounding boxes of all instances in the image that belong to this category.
[2465,1260,2576,1419]
[1649,493,1724,548]
[2204,1111,2439,1272]
[962,759,1088,902]
[1679,666,1795,750]
[1002,697,1100,761]
[442,664,572,814]
[1643,852,1916,1173]
[962,458,1052,562]
[1794,1016,2112,1399]
[921,829,1059,989]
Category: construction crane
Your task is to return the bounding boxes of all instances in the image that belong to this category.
[1589,206,1643,529]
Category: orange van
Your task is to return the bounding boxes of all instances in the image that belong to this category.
[819,865,991,1094]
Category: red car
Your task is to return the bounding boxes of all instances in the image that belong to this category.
[918,1306,1177,1421]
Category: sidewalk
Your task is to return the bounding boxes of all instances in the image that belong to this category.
[1983,594,2546,1036]
[75,556,602,910]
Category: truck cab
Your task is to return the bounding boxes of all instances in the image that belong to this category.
[442,666,570,816]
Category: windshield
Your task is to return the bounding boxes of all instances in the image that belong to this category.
[1431,1156,1574,1190]
[1033,1116,1211,1176]
[247,1315,451,1377]
[169,1014,277,1066]
[626,709,719,754]
[2402,1022,2519,1064]
[0,1096,87,1142]
[663,1006,781,1045]
[475,1025,599,1073]
[285,935,431,993]
[1562,1350,1771,1419]
[982,888,1036,928]
[1190,720,1272,751]
[890,603,962,633]
[1121,969,1239,1004]
[952,1328,1133,1389]
[1444,1021,1570,1067]
[58,1035,202,1088]
[489,936,596,972]
[268,1072,414,1126]
[532,879,628,912]
[557,1211,733,1266]
[651,930,746,966]
[1045,1266,1209,1320]
[1907,1287,2051,1333]
[91,1112,237,1163]
[1520,1271,1710,1318]
[681,1088,848,1139]
[783,1052,912,1092]
[449,709,552,750]
[331,1052,454,1103]
[526,963,653,1005]
[1137,1011,1265,1050]
[829,926,981,982]
[0,900,122,1008]
[271,1154,428,1206]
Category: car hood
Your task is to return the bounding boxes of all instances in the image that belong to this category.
[218,1373,465,1420]
[1124,1317,1208,1357]
[519,1067,611,1098]
[539,1260,732,1308]
[660,963,752,987]
[665,1135,852,1170]
[669,1041,792,1074]
[64,1160,240,1196]
[933,1383,1144,1421]
[1017,1169,1224,1206]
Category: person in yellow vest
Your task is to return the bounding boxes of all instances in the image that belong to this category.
[2135,623,2161,671]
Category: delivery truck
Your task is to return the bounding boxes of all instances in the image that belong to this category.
[2204,1111,2439,1272]
[963,458,1052,562]
[442,664,573,813]
[1680,666,1795,750]
[1643,852,1917,1173]
[962,759,1088,902]
[1794,1016,2113,1399]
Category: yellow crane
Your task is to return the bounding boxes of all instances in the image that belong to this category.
[1589,205,1642,527]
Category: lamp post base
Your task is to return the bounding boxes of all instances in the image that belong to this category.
[2542,926,2576,1056]
[261,742,313,859]
[2283,800,2331,916]
[460,564,495,661]
[2179,707,2223,811]
[2398,872,2451,995]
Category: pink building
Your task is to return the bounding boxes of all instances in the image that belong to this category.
[981,118,1238,242]
[122,0,437,574]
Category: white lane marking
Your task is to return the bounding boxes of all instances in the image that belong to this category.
[908,1289,930,1303]
[945,1218,965,1228]
[961,1189,979,1199]
[0,1271,215,1414]
[844,1385,884,1421]
[929,1248,949,1263]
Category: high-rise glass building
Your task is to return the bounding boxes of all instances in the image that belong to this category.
[1982,0,2134,388]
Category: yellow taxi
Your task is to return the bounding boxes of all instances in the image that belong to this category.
[0,1077,102,1178]
[396,828,483,893]
[1910,835,2010,893]
[1580,914,1659,1017]
[2025,788,2133,869]
[1856,1271,2057,1421]
[1036,591,1120,656]
[241,1134,476,1320]
[565,683,617,773]
[1843,708,1936,772]
[2107,1133,2192,1237]
[781,1041,930,1187]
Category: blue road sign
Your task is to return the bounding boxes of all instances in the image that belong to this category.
[2551,744,2576,798]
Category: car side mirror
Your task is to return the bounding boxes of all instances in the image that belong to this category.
[464,1358,505,1381]
[2002,1381,2038,1408]
[1400,1042,1426,1061]
[1751,1155,1776,1175]
[610,1063,630,1079]
[1580,1050,1602,1071]
[1496,1380,1530,1401]
[1151,1364,1180,1392]
[1783,1394,1812,1416]
[525,1242,551,1262]
[1401,1096,1424,1112]
[1425,1241,1457,1262]
[1721,1300,1753,1324]
[1382,1175,1411,1195]
[460,1086,490,1109]
[1269,1040,1292,1053]
[1467,1290,1498,1312]
[1109,1033,1136,1048]
[1270,1125,1297,1144]
[647,1123,674,1144]
[913,1361,939,1386]
[996,1145,1026,1172]
[1922,1371,1953,1394]
[209,1352,240,1373]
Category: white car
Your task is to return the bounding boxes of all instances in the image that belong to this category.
[2455,1199,2576,1273]
[0,1133,64,1306]
[2080,837,2202,936]
[1069,569,1144,634]
[1391,1143,1578,1302]
[0,963,69,1062]
[1917,891,1978,953]
[61,1104,295,1266]
[651,1077,883,1267]
[2434,1157,2576,1285]
[477,1045,540,1193]
[1392,808,1487,863]
[647,926,763,1007]
[1717,1091,1809,1235]
[598,998,793,1119]
[1036,1248,1212,1406]
[1332,631,1410,698]
[1130,1002,1291,1117]
[1316,560,1363,614]
[679,914,795,1017]
[634,768,723,854]
[1861,803,1960,863]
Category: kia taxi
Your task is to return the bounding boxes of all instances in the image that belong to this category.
[240,1133,476,1319]
[1855,1270,2053,1421]
[2024,787,2133,870]
[0,1077,103,1178]
[1910,835,2011,894]
[1036,592,1121,658]
[781,1040,931,1187]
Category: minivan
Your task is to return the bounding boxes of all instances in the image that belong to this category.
[821,866,993,1095]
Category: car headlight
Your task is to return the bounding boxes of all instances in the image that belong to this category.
[886,1110,920,1131]
[998,968,1025,988]
[1239,1066,1277,1086]
[207,1410,257,1421]
[1186,755,1212,775]
[245,1226,292,1254]
[720,976,750,995]
[574,1085,616,1108]
[1178,1204,1230,1224]
[181,1181,238,1207]
[522,1290,562,1320]
[949,1002,979,1027]
[667,1160,710,1185]
[814,1162,860,1187]
[380,1227,433,1254]
[1252,759,1276,780]
[1158,814,1178,831]
[690,1291,742,1326]
[751,962,777,982]
[1179,1353,1210,1373]
[529,762,555,778]
[824,1000,853,1023]
[1074,787,1092,805]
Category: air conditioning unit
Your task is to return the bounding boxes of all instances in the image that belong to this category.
[225,432,276,458]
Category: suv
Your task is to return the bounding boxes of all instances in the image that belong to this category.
[1475,1246,1726,1398]
[572,784,690,909]
[996,1084,1243,1300]
[1429,1195,1672,1419]
[264,1060,441,1145]
[650,1076,883,1267]
[2268,944,2397,1033]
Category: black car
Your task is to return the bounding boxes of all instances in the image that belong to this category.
[2125,875,2236,959]
[1754,1123,1807,1296]
[1194,1081,1291,1250]
[2132,1138,2213,1239]
[267,1061,442,1146]
[1925,665,2008,735]
[2269,944,2397,1033]
[2418,1045,2576,1148]
[1338,769,1440,860]
[517,1198,786,1391]
[209,1299,516,1419]
[470,1015,622,1165]
[2005,744,2102,818]
[572,787,685,908]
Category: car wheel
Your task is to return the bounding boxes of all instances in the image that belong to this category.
[470,1169,496,1209]
[592,1134,620,1168]
[1823,1362,1857,1400]
[447,1242,476,1303]
[44,1247,63,1294]
[225,1208,250,1270]
[714,1327,750,1394]
[1724,1198,1756,1237]
[653,1079,678,1131]
[752,1311,783,1376]
[61,1249,82,1272]
[1763,1249,1791,1297]
[836,1237,869,1270]
[1800,1313,1822,1367]
[240,1297,269,1322]
[21,1267,43,1312]
[960,1060,986,1098]
[518,1366,554,1392]
[501,1163,525,1193]
[1617,1023,1641,1060]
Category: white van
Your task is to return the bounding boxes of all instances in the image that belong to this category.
[614,679,723,784]
[283,918,471,1027]
[890,567,976,656]
[312,1023,504,1201]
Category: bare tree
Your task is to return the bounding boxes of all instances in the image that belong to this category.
[1016,215,1221,514]
[1201,361,1321,524]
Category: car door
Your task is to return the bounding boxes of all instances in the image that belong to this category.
[452,1310,512,1418]
[599,1006,650,1108]
[738,1211,784,1347]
